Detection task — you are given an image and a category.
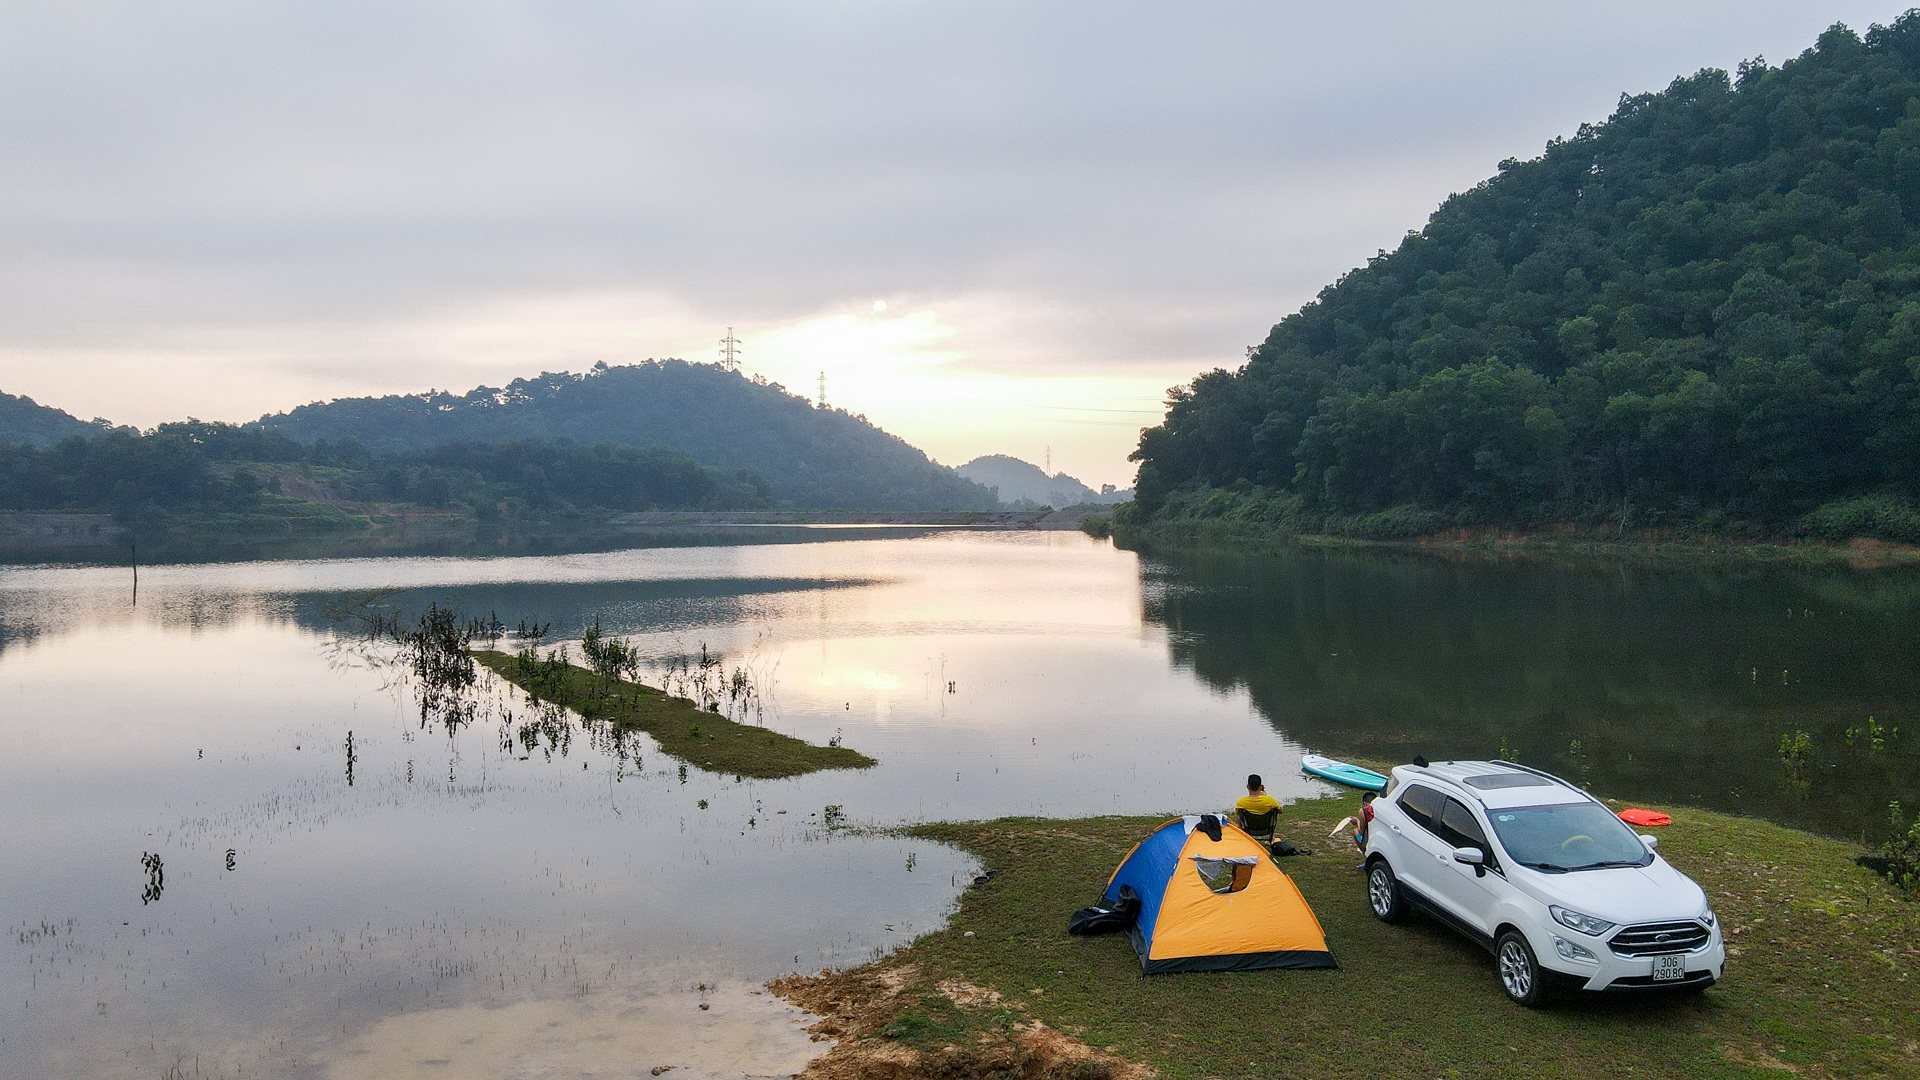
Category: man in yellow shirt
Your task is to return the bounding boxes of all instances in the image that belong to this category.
[1233,773,1281,823]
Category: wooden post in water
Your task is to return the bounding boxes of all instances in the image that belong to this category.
[130,542,138,607]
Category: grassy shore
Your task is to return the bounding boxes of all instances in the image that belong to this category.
[776,793,1920,1079]
[473,650,875,779]
[1105,488,1920,568]
[1112,518,1920,569]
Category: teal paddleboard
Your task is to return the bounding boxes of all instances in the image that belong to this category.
[1300,753,1388,792]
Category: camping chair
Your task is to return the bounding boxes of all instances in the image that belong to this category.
[1235,808,1279,844]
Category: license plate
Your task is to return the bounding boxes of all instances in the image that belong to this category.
[1649,953,1687,981]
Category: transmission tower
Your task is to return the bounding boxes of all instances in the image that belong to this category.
[1045,446,1052,476]
[817,371,827,409]
[718,327,741,372]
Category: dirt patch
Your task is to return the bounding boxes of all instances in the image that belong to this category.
[768,966,919,1042]
[936,979,1003,1008]
[768,966,1150,1080]
[1019,1023,1152,1080]
[1719,1041,1808,1075]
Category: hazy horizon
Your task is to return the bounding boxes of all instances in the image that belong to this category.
[0,2,1906,487]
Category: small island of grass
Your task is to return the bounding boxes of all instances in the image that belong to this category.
[775,792,1920,1079]
[473,649,875,779]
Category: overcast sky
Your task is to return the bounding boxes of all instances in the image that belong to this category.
[0,2,1909,486]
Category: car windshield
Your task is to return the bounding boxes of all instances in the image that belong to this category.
[1485,802,1652,872]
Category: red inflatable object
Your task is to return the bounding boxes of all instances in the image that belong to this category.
[1618,808,1672,827]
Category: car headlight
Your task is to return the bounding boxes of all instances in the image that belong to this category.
[1700,907,1717,929]
[1549,905,1616,937]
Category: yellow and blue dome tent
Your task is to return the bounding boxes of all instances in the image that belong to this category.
[1103,814,1336,974]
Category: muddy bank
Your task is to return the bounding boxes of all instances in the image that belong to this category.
[769,965,1151,1080]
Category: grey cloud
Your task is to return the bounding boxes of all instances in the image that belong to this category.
[0,1,1910,392]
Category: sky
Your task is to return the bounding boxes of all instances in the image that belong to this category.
[0,2,1911,488]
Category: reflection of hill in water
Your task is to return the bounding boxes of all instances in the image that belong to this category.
[0,576,870,661]
[1140,547,1920,839]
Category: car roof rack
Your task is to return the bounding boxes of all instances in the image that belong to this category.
[1495,760,1577,789]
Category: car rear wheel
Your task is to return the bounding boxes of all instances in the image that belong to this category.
[1366,860,1406,923]
[1496,930,1550,1008]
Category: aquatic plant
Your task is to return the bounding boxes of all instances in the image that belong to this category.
[139,851,164,905]
[658,640,771,724]
[580,617,641,693]
[1844,716,1899,753]
[1778,730,1816,792]
[1563,738,1592,788]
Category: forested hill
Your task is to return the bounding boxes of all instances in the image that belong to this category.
[0,391,113,446]
[1132,17,1920,540]
[259,360,995,510]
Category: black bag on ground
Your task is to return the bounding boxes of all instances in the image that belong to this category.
[1067,885,1140,936]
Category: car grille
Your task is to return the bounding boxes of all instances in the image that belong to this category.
[1608,920,1710,957]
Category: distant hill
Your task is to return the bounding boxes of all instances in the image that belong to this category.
[1,423,767,517]
[1129,16,1920,541]
[956,454,1131,508]
[258,360,995,511]
[0,391,114,446]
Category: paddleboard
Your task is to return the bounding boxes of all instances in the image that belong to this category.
[1300,753,1388,792]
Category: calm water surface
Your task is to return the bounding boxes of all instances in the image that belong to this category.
[2,532,1916,1078]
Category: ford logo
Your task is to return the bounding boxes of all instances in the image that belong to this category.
[1655,933,1673,942]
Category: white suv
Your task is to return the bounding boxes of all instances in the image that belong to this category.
[1364,760,1723,1006]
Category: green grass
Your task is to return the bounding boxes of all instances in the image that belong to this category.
[840,795,1920,1079]
[473,650,875,779]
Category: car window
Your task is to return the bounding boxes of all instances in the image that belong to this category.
[1397,784,1444,832]
[1485,802,1653,872]
[1438,798,1498,869]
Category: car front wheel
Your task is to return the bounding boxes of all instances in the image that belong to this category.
[1496,930,1550,1008]
[1366,860,1406,923]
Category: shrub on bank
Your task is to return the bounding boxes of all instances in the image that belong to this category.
[1799,493,1920,544]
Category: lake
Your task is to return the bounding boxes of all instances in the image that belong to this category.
[2,532,1916,1078]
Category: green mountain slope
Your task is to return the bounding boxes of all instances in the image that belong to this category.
[0,391,113,446]
[259,360,994,511]
[1132,17,1920,540]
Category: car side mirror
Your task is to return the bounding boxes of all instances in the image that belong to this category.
[1639,834,1659,852]
[1452,846,1487,876]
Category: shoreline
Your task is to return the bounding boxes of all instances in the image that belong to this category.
[0,507,1100,567]
[1110,519,1920,569]
[770,793,1919,1079]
